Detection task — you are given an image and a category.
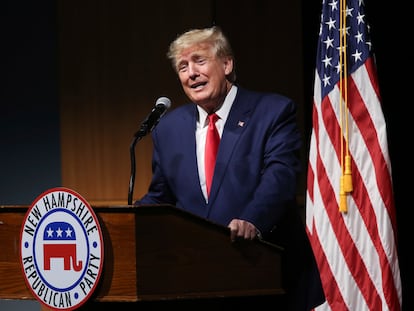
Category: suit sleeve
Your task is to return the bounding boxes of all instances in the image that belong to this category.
[239,95,302,236]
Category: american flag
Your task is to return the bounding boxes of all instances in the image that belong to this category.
[305,0,402,310]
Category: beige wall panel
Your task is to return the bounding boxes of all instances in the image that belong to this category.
[59,0,305,203]
[58,1,212,203]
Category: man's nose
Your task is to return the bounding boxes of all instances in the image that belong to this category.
[188,63,199,79]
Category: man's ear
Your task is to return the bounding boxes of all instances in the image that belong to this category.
[223,58,234,75]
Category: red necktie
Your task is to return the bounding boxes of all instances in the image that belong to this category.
[205,113,220,197]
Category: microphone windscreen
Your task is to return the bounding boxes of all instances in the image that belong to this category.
[156,96,171,109]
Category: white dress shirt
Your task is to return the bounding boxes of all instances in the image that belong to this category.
[196,85,238,202]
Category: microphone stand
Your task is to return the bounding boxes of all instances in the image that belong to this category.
[127,125,148,205]
[127,96,170,205]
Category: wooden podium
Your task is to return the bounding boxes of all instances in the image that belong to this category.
[0,204,285,309]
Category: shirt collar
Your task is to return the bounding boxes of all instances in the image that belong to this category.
[197,85,238,127]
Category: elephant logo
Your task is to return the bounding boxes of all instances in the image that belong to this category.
[20,187,104,311]
[43,221,83,272]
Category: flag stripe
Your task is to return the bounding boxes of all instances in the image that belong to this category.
[348,60,401,309]
[315,78,382,310]
[306,1,402,310]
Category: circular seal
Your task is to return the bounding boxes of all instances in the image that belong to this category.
[20,187,104,311]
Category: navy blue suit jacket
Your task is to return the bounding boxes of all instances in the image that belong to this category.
[137,87,301,235]
[136,86,324,309]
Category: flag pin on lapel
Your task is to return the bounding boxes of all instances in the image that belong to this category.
[238,121,245,127]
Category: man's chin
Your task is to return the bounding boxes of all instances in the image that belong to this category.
[187,92,208,104]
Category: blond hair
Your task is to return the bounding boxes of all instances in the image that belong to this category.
[167,26,236,82]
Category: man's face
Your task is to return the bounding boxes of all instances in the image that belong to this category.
[176,43,233,111]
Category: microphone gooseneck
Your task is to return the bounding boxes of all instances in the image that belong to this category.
[128,97,171,205]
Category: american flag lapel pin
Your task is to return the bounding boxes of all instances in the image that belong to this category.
[238,121,245,127]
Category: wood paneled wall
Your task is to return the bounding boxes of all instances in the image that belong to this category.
[58,0,305,204]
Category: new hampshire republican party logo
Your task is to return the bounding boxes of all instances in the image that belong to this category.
[20,187,104,310]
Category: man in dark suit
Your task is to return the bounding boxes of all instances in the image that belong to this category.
[135,25,324,310]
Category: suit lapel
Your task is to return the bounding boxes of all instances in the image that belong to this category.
[180,105,206,200]
[208,88,254,201]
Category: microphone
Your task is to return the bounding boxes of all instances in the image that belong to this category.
[135,96,171,137]
[129,96,171,204]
